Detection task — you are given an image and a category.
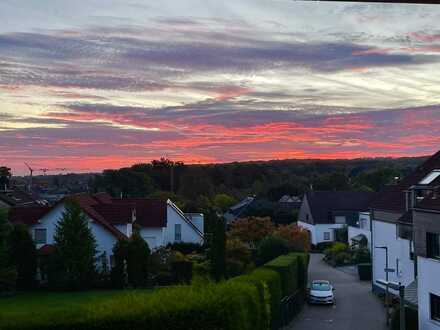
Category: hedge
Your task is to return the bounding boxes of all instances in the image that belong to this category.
[1,282,263,330]
[231,268,282,330]
[264,254,299,297]
[1,253,308,330]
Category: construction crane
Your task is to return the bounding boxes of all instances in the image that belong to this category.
[24,162,34,192]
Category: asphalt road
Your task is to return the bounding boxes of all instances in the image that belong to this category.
[287,254,387,330]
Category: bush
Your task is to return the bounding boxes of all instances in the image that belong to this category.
[264,253,299,297]
[8,225,37,290]
[323,242,348,265]
[315,242,333,252]
[167,242,204,255]
[1,281,265,330]
[225,238,252,278]
[357,263,372,281]
[171,261,193,284]
[352,248,371,264]
[256,236,289,266]
[126,232,150,288]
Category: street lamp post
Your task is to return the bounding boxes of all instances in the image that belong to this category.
[375,246,390,326]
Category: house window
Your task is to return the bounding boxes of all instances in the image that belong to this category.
[175,224,182,242]
[431,293,440,322]
[427,232,440,259]
[34,228,47,244]
[323,232,330,241]
[306,214,309,221]
[335,216,346,224]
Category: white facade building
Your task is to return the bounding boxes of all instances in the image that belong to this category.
[297,191,375,247]
[347,212,371,250]
[9,193,204,265]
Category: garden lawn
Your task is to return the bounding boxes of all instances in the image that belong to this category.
[0,289,152,328]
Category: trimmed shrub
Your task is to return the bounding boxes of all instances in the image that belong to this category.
[264,254,299,297]
[251,268,282,329]
[289,253,309,291]
[256,236,289,266]
[358,263,372,281]
[0,281,265,330]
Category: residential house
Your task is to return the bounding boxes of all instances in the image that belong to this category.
[8,193,204,265]
[297,191,376,246]
[0,187,44,209]
[413,195,440,329]
[223,196,255,224]
[370,151,440,298]
[348,211,372,250]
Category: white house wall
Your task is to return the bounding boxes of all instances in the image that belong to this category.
[139,227,164,250]
[371,219,415,295]
[30,203,64,249]
[163,205,203,245]
[418,257,440,329]
[297,221,345,245]
[30,203,118,264]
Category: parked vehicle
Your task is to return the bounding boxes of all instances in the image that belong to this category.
[307,280,335,305]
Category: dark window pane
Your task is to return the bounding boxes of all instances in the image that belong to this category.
[427,233,440,258]
[431,293,440,321]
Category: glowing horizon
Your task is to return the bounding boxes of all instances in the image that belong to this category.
[1,1,440,175]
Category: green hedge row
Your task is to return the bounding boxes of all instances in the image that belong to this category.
[263,254,299,297]
[1,253,308,330]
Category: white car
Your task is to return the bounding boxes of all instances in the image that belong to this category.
[307,280,335,305]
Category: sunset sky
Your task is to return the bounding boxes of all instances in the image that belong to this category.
[1,0,440,174]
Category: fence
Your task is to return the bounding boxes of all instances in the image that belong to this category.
[280,289,306,327]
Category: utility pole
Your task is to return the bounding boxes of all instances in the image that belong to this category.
[375,246,390,326]
[170,164,174,194]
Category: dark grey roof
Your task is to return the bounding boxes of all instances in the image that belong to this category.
[306,191,377,224]
[371,150,440,213]
[0,188,38,207]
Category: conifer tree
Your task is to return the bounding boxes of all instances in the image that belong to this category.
[54,201,97,290]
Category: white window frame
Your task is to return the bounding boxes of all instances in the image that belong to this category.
[323,232,330,241]
[34,228,47,244]
[175,224,182,242]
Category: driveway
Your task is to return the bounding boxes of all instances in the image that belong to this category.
[287,254,387,330]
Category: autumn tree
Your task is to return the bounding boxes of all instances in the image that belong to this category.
[274,224,310,252]
[228,217,275,248]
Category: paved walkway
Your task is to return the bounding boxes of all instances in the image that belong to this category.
[286,254,387,330]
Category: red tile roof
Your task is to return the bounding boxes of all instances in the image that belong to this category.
[7,193,203,240]
[8,206,51,225]
[111,198,167,227]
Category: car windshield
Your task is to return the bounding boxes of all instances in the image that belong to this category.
[312,282,331,291]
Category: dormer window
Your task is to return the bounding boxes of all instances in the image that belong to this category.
[419,170,440,185]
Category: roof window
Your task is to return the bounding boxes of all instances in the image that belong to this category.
[419,170,440,185]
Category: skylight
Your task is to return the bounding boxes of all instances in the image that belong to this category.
[419,170,440,185]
